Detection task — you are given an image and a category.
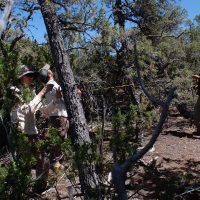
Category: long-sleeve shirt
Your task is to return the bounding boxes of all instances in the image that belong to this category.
[45,79,68,118]
[11,92,56,135]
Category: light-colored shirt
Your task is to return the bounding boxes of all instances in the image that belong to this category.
[45,79,68,118]
[10,89,56,135]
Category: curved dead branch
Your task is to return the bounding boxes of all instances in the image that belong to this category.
[112,35,176,200]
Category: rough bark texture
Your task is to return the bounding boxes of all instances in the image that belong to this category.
[38,0,90,145]
[37,1,101,199]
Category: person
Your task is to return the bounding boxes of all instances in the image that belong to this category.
[39,64,69,169]
[10,64,56,137]
[10,64,57,191]
[192,74,200,134]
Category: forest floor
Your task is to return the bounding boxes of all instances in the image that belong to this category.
[134,106,200,200]
[41,106,200,200]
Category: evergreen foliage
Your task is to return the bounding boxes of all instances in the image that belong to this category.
[0,0,199,199]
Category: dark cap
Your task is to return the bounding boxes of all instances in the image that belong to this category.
[18,64,38,79]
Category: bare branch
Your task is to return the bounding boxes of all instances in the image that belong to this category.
[9,34,24,51]
[122,86,176,170]
[132,34,164,106]
[147,31,187,39]
[111,35,176,199]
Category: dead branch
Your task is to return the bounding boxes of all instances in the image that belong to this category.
[132,35,165,106]
[111,35,176,200]
[123,34,176,167]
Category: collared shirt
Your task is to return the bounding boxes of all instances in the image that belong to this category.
[45,80,68,118]
[10,88,56,135]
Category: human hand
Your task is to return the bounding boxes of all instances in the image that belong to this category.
[192,75,200,80]
[38,84,53,97]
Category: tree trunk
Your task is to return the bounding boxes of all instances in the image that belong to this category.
[112,164,128,200]
[37,1,101,199]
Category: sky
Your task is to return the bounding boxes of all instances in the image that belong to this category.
[27,10,46,44]
[178,0,200,20]
[26,0,200,44]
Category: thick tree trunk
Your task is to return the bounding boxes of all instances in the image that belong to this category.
[112,164,128,200]
[38,1,101,199]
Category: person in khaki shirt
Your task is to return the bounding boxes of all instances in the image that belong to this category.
[11,65,57,136]
[10,64,57,191]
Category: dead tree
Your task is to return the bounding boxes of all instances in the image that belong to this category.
[37,1,101,199]
[111,36,176,199]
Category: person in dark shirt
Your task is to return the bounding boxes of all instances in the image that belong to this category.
[192,74,200,134]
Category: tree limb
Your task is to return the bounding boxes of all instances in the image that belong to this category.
[111,34,176,200]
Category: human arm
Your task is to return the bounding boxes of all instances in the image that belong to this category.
[29,84,54,113]
[192,75,200,80]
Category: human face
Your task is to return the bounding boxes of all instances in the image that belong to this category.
[20,74,34,86]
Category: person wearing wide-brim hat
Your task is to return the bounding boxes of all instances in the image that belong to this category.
[10,65,38,103]
[38,64,50,84]
[10,64,58,191]
[17,64,38,85]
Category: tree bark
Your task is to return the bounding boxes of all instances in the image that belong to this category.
[37,1,101,199]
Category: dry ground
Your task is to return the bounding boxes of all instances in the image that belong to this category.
[133,108,200,200]
[41,107,200,199]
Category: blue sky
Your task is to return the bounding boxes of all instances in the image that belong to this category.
[178,0,200,20]
[27,10,46,44]
[27,0,200,44]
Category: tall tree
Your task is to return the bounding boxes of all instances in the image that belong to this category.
[37,0,101,199]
